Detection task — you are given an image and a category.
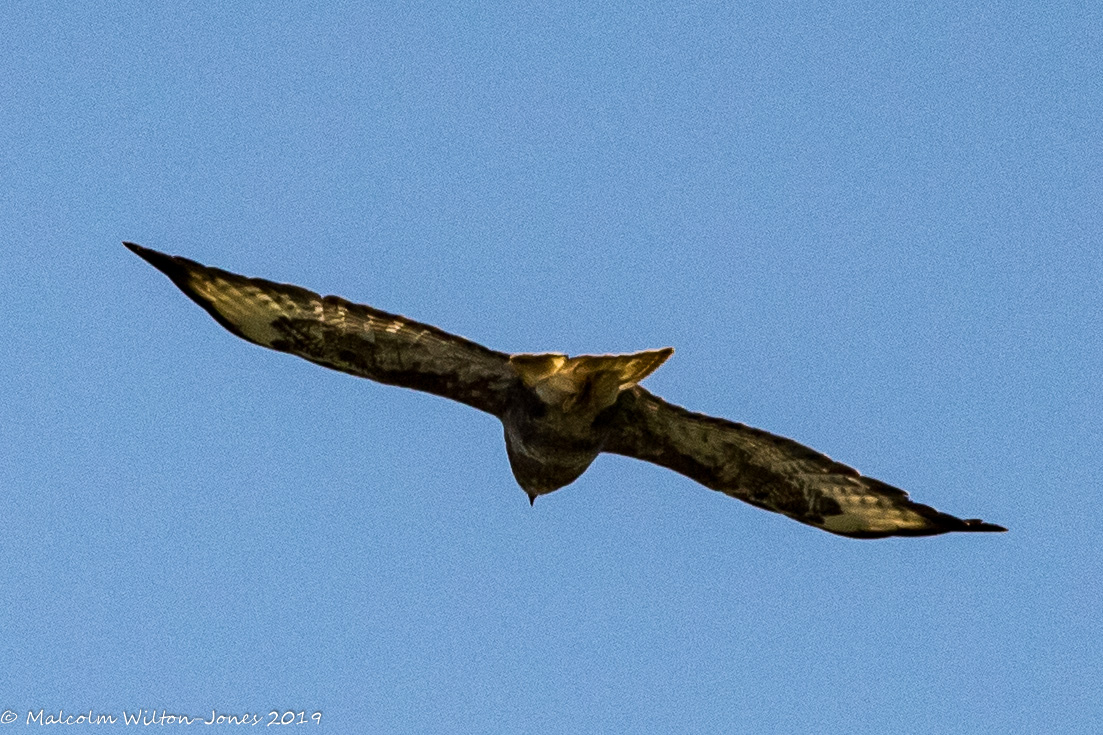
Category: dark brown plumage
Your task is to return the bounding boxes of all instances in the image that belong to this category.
[125,242,1006,539]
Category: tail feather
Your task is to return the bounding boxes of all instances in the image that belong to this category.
[510,348,673,412]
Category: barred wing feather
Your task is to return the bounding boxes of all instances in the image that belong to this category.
[605,387,1007,538]
[124,242,517,417]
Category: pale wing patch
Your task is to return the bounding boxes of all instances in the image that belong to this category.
[187,273,302,347]
[814,481,933,535]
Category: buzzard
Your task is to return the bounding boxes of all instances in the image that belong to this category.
[125,242,1006,539]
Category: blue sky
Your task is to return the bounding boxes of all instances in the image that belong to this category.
[2,2,1100,732]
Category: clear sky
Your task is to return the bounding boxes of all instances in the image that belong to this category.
[2,2,1099,732]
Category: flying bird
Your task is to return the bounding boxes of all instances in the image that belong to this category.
[125,242,1006,539]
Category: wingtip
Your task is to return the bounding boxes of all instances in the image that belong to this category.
[962,519,1008,533]
[123,242,187,279]
[123,241,159,265]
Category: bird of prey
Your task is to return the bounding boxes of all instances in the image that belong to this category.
[125,242,1006,539]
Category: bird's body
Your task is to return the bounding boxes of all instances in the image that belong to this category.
[125,242,1006,539]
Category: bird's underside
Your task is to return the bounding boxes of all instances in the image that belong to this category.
[124,242,1007,539]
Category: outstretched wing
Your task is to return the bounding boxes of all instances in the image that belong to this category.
[125,243,518,416]
[604,387,1007,538]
